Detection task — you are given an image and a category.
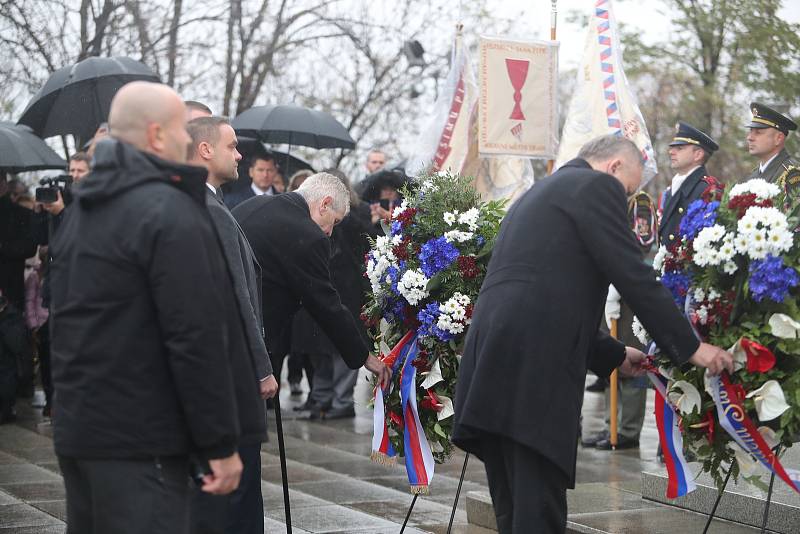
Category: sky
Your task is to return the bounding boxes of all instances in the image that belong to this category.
[486,0,800,71]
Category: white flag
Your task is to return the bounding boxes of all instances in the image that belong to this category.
[555,0,657,180]
[406,31,477,177]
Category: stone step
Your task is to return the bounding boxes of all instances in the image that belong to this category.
[641,470,800,534]
[466,487,768,533]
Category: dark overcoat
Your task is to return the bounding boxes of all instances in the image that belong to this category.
[232,192,369,369]
[658,165,710,248]
[452,159,700,486]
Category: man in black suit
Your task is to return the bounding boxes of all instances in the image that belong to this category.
[224,155,280,209]
[658,122,719,248]
[452,135,733,534]
[233,173,390,391]
[187,116,279,534]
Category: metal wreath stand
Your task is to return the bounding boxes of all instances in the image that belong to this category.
[701,445,782,534]
[399,453,471,534]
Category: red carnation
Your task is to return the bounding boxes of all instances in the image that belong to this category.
[392,235,412,261]
[457,255,480,279]
[395,207,418,227]
[728,193,773,219]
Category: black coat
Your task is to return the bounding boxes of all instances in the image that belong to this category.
[233,192,370,368]
[0,196,36,310]
[50,140,243,460]
[658,165,711,247]
[452,159,700,486]
[291,202,372,355]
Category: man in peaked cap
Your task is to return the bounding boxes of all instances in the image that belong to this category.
[745,102,800,202]
[658,122,720,248]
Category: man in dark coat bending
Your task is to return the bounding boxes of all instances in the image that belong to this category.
[233,172,390,390]
[452,135,733,534]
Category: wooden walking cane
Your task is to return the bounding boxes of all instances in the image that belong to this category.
[609,319,619,449]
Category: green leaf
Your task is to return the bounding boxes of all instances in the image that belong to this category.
[433,423,447,438]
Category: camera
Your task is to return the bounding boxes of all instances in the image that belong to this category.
[35,175,72,204]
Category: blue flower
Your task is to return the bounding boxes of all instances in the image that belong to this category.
[749,255,799,303]
[419,236,460,277]
[476,236,485,247]
[661,270,692,307]
[679,200,719,240]
[385,265,401,296]
[417,302,454,342]
[390,220,403,236]
[384,297,406,324]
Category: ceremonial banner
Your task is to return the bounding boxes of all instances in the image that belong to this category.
[555,0,657,180]
[406,31,477,177]
[478,37,559,158]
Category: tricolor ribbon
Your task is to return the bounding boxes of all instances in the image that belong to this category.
[648,371,697,498]
[371,331,436,494]
[707,373,800,495]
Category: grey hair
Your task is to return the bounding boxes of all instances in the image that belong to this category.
[295,172,351,216]
[577,134,643,167]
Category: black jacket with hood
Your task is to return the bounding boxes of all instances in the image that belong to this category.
[50,139,262,460]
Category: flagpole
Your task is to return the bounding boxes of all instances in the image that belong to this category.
[546,0,558,175]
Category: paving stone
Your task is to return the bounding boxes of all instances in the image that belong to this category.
[3,482,66,503]
[0,426,53,453]
[265,503,398,533]
[31,501,66,522]
[264,515,311,533]
[566,482,658,515]
[262,458,347,484]
[567,506,763,533]
[0,526,66,534]
[0,503,62,528]
[313,459,403,479]
[424,525,497,534]
[349,498,466,526]
[291,478,408,505]
[261,480,329,512]
[11,447,57,465]
[0,488,20,505]
[0,464,60,485]
[0,452,23,466]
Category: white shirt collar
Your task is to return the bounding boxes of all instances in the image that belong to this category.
[670,165,700,195]
[251,183,273,196]
[205,183,217,194]
[760,152,779,173]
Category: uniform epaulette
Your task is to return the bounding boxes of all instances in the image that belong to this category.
[777,164,800,190]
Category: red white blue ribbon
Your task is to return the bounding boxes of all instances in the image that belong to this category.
[707,374,800,494]
[371,331,435,493]
[648,372,697,498]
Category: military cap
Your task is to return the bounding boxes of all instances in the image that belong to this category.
[668,122,719,153]
[746,102,797,135]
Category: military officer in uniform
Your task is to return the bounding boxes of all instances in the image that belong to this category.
[658,122,720,247]
[744,102,800,206]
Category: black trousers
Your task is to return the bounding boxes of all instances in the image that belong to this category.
[38,320,53,407]
[481,435,568,534]
[191,442,263,534]
[59,455,191,534]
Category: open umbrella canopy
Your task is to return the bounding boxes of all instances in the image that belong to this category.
[232,104,355,150]
[0,122,66,173]
[18,56,159,141]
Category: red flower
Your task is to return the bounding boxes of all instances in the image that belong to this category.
[700,177,724,202]
[420,389,444,412]
[392,235,412,261]
[741,338,776,373]
[403,305,420,329]
[465,304,474,320]
[728,193,773,218]
[389,411,404,429]
[457,255,480,279]
[395,207,418,227]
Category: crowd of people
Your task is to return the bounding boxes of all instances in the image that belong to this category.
[0,81,411,534]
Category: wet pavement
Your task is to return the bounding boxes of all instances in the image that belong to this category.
[0,370,775,533]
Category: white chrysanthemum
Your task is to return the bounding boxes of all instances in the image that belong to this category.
[458,208,480,231]
[436,292,472,334]
[708,288,721,300]
[443,211,458,225]
[374,235,397,262]
[693,225,726,266]
[444,230,473,243]
[367,255,391,294]
[631,316,650,346]
[729,179,781,200]
[391,200,410,219]
[735,207,792,260]
[653,246,668,273]
[693,288,706,302]
[397,269,429,305]
[696,306,709,325]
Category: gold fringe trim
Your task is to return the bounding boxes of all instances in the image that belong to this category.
[409,485,430,495]
[371,451,397,466]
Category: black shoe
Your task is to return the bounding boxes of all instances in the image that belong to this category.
[42,405,51,418]
[580,430,609,448]
[585,377,608,393]
[596,435,639,450]
[307,408,324,420]
[323,407,355,420]
[293,400,315,411]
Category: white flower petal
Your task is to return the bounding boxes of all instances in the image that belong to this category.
[728,338,747,372]
[668,380,702,415]
[420,358,443,389]
[746,380,791,422]
[436,395,454,421]
[768,313,800,339]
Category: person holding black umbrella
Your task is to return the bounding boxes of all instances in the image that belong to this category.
[50,81,243,534]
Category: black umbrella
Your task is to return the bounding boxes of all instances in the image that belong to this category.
[231,104,355,150]
[0,122,66,173]
[18,56,159,142]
